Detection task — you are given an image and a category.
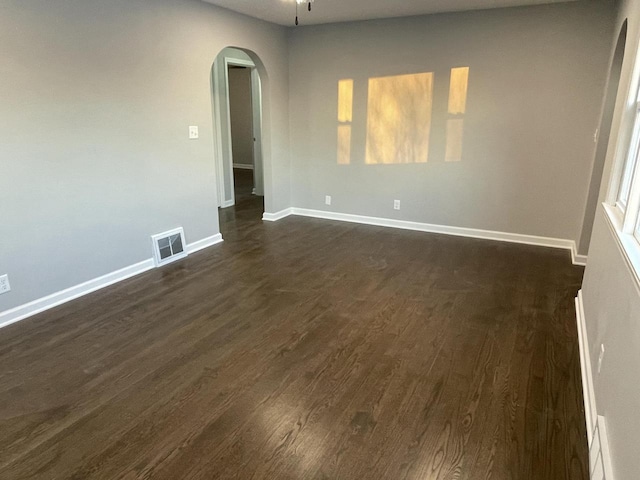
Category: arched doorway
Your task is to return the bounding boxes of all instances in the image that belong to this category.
[210,47,269,221]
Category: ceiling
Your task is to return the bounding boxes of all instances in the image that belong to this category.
[201,0,577,26]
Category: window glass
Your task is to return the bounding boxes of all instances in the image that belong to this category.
[618,106,640,209]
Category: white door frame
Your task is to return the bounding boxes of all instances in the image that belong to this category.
[251,68,264,196]
[212,54,263,208]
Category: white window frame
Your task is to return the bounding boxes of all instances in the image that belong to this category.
[605,40,640,286]
[635,201,640,242]
[616,100,640,213]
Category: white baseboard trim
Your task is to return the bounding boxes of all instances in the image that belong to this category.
[592,415,616,480]
[575,291,615,479]
[233,163,254,170]
[575,290,597,443]
[0,259,155,330]
[285,207,585,264]
[187,234,224,254]
[221,199,235,209]
[262,208,294,222]
[0,234,224,330]
[572,245,589,267]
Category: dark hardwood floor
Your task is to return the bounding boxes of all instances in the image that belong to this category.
[0,173,587,479]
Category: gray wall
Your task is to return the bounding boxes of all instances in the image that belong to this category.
[582,212,640,478]
[288,1,615,243]
[581,0,640,476]
[0,0,290,312]
[229,67,255,168]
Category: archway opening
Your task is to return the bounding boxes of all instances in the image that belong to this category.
[210,46,269,230]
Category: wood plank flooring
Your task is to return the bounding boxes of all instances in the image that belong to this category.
[0,174,587,479]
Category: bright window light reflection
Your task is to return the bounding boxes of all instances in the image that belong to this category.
[365,72,434,164]
[336,68,469,165]
[337,79,354,165]
[338,79,353,123]
[446,67,469,162]
[445,119,464,162]
[448,67,469,115]
[337,124,352,165]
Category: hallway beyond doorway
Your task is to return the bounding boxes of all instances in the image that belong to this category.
[219,168,264,241]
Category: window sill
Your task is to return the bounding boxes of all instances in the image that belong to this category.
[603,202,640,290]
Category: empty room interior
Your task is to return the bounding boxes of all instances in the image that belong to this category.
[2,0,640,478]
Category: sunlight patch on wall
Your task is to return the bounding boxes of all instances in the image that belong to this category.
[338,79,353,123]
[446,67,469,162]
[337,79,354,165]
[448,67,469,115]
[365,72,434,165]
[337,124,352,165]
[445,119,464,162]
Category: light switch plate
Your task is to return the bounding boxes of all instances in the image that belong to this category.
[0,274,10,295]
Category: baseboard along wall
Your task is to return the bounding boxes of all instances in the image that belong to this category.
[575,290,615,480]
[233,163,254,170]
[576,290,598,442]
[0,234,223,330]
[263,207,587,266]
[262,208,294,222]
[2,205,588,332]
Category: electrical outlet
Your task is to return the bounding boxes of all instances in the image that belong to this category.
[189,126,199,139]
[598,344,605,373]
[594,128,599,143]
[325,195,332,206]
[0,274,10,295]
[394,200,401,210]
